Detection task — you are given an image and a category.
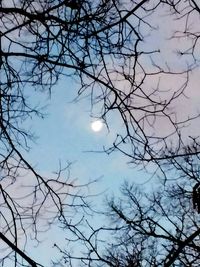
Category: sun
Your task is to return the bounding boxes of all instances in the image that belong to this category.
[91,120,103,132]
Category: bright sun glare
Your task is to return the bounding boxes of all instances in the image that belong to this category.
[91,120,103,132]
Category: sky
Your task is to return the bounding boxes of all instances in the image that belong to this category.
[22,1,200,188]
[21,8,198,255]
[2,1,200,266]
[14,2,200,265]
[26,78,146,190]
[23,75,149,266]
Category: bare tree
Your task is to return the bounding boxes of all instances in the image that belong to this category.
[2,0,200,170]
[0,0,107,265]
[1,0,200,266]
[104,181,200,266]
[57,153,200,266]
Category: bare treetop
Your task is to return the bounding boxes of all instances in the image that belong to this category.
[1,0,200,266]
[2,0,200,168]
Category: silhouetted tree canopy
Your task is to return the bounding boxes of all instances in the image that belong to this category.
[2,0,200,168]
[58,154,200,266]
[1,0,200,266]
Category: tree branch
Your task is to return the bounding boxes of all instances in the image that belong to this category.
[0,232,38,267]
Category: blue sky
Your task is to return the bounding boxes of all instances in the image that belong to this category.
[3,2,200,266]
[19,77,140,266]
[22,75,150,266]
[26,77,147,193]
[20,5,200,263]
